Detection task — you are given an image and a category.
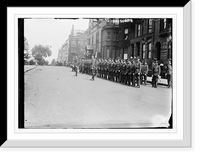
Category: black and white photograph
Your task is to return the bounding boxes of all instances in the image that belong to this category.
[21,17,173,129]
[4,2,193,149]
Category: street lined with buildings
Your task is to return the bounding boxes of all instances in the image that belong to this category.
[24,66,171,129]
[57,18,172,67]
[23,18,173,129]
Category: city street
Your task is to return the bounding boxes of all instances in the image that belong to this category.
[24,66,172,129]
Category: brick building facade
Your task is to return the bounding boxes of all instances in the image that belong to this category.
[117,18,172,66]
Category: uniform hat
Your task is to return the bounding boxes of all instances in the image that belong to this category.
[153,58,157,62]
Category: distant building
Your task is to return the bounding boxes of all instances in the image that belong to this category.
[57,39,69,66]
[68,25,87,62]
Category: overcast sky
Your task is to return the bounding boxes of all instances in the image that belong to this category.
[24,18,89,62]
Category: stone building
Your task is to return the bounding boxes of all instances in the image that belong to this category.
[86,19,106,59]
[68,25,87,62]
[101,19,119,59]
[57,39,69,66]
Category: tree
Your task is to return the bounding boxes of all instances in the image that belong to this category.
[24,37,31,63]
[31,44,52,65]
[44,60,49,66]
[29,59,36,65]
[50,58,56,66]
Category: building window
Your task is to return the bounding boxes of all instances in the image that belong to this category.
[113,32,117,41]
[148,19,153,33]
[148,42,152,58]
[96,43,99,53]
[112,47,115,59]
[103,46,105,59]
[142,44,146,59]
[107,32,111,40]
[124,29,128,40]
[143,20,146,35]
[164,18,167,29]
[96,31,99,43]
[125,28,128,34]
[107,47,110,58]
[137,25,141,37]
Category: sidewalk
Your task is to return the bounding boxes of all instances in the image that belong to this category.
[147,76,168,86]
[24,65,37,73]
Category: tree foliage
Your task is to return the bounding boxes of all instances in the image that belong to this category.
[24,37,31,62]
[31,44,52,65]
[50,58,56,66]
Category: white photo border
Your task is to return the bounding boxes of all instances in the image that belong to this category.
[4,3,191,148]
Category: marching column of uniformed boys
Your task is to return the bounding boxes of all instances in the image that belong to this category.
[71,54,172,89]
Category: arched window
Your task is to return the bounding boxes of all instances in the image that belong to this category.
[142,44,146,59]
[148,42,152,58]
[137,25,141,36]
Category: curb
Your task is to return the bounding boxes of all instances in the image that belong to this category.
[24,66,38,73]
[147,78,168,86]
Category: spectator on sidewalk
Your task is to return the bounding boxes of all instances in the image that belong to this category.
[165,59,173,88]
[159,61,164,78]
[152,58,161,88]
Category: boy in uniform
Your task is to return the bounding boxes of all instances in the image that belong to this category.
[134,57,141,88]
[126,60,132,86]
[140,60,149,85]
[152,58,161,88]
[90,55,97,81]
[130,57,136,87]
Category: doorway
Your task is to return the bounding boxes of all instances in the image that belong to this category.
[168,42,172,60]
[155,42,161,60]
[136,42,140,57]
[131,44,134,57]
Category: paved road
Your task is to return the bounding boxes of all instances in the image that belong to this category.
[24,66,172,129]
[24,65,37,72]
